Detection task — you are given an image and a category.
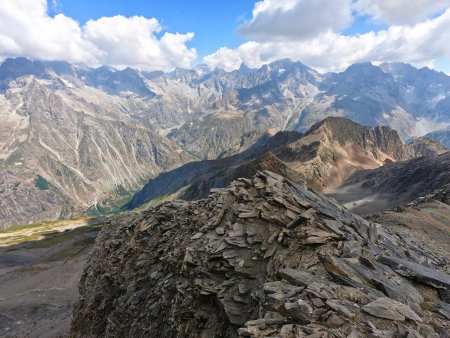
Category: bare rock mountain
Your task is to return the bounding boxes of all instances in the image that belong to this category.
[127,117,422,210]
[0,59,193,228]
[71,171,450,337]
[408,136,448,157]
[275,117,414,191]
[1,57,450,227]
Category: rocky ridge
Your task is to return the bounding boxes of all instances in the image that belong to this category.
[128,117,431,210]
[71,171,450,337]
[408,137,448,158]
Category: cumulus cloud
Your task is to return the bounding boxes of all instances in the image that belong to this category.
[204,0,450,72]
[83,16,196,70]
[203,47,243,72]
[239,0,353,41]
[353,0,450,25]
[0,0,196,70]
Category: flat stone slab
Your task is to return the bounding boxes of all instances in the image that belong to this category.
[362,297,422,322]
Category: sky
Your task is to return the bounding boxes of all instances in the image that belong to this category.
[1,0,450,74]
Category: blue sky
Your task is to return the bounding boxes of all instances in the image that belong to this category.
[1,0,450,73]
[48,0,256,58]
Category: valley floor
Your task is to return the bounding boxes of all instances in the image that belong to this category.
[0,218,103,338]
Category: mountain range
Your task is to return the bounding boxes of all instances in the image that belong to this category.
[0,57,449,337]
[0,57,449,228]
[127,117,446,210]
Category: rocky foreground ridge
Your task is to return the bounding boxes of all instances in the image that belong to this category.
[71,171,450,337]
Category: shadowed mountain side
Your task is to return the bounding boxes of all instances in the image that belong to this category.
[127,117,432,210]
[125,131,303,209]
[329,152,450,215]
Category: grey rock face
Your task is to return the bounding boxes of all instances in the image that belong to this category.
[408,136,448,157]
[0,74,193,228]
[71,171,450,337]
[362,297,422,322]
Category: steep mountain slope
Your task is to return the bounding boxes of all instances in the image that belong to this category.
[291,62,450,138]
[127,117,418,209]
[275,117,414,191]
[126,131,303,209]
[329,152,450,215]
[154,60,450,157]
[71,171,450,337]
[149,59,321,159]
[0,62,193,228]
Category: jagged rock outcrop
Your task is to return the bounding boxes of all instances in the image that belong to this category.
[71,171,450,337]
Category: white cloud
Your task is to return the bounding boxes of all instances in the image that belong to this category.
[0,0,196,71]
[239,0,353,40]
[353,0,450,25]
[203,47,242,72]
[204,1,450,73]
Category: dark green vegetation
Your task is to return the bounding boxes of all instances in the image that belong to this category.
[34,175,50,190]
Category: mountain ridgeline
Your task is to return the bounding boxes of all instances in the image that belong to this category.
[0,57,449,227]
[127,117,445,210]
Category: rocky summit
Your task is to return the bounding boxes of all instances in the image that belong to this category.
[71,171,450,337]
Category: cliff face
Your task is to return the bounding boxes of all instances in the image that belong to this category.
[71,171,450,337]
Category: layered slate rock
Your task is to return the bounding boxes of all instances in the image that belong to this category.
[71,171,450,337]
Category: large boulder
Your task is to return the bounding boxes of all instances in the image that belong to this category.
[71,171,450,337]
